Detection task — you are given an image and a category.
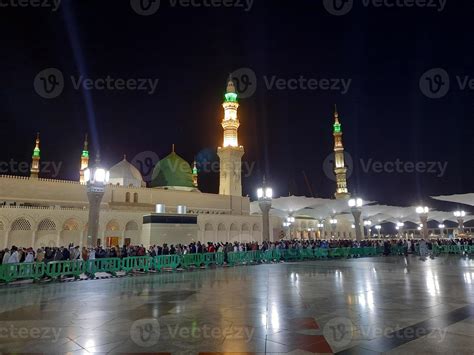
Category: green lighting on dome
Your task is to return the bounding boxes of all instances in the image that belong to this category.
[225,92,238,102]
[82,150,89,158]
[193,166,198,174]
[333,123,341,133]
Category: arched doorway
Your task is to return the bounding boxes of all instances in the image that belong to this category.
[36,218,58,248]
[8,217,33,248]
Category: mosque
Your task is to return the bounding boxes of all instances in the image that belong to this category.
[0,77,355,249]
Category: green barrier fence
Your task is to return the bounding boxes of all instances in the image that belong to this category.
[0,262,45,283]
[121,256,151,274]
[203,252,224,267]
[154,255,181,271]
[182,253,204,269]
[4,245,470,284]
[46,260,85,280]
[86,258,122,278]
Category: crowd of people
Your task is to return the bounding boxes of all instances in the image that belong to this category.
[1,238,472,265]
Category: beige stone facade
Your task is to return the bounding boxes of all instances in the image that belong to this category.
[0,175,282,248]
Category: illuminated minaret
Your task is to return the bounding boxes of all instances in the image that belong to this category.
[192,160,198,188]
[30,132,41,179]
[217,75,244,196]
[79,134,90,184]
[333,106,350,199]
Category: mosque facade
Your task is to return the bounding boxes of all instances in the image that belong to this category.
[0,78,354,249]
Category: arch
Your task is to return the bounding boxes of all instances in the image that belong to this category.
[241,223,251,243]
[63,218,80,231]
[217,223,227,242]
[38,218,57,231]
[252,223,261,241]
[125,221,139,231]
[204,223,215,243]
[125,192,131,203]
[124,220,139,246]
[8,217,33,248]
[133,192,138,203]
[11,217,32,231]
[229,223,239,242]
[106,219,121,231]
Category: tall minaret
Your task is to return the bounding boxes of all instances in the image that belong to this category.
[30,132,41,179]
[333,106,350,199]
[192,160,199,188]
[79,134,89,184]
[217,75,244,196]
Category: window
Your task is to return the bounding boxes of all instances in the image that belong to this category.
[133,193,138,203]
[125,192,131,203]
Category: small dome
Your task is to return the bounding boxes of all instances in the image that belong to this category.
[109,157,144,187]
[151,151,194,190]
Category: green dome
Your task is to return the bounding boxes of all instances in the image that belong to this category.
[151,152,194,189]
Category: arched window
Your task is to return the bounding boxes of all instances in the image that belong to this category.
[125,192,131,203]
[133,193,138,203]
[38,219,57,231]
[11,217,32,231]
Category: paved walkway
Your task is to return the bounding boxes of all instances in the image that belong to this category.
[0,255,473,354]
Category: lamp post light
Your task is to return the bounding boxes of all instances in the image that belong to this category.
[396,222,404,238]
[84,157,110,247]
[364,220,372,238]
[257,178,273,242]
[348,198,363,241]
[416,206,429,238]
[375,225,382,238]
[454,211,466,236]
[438,223,445,238]
[330,218,337,238]
[317,222,324,239]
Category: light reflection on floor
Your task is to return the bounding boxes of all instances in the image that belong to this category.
[0,255,473,354]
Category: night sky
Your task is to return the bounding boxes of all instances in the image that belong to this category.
[0,0,473,208]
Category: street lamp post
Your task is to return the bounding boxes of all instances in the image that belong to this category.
[396,222,404,238]
[438,223,445,238]
[84,158,109,247]
[348,198,363,241]
[317,222,324,240]
[454,211,466,236]
[364,220,372,238]
[284,216,295,239]
[330,218,337,239]
[416,206,429,238]
[257,178,273,242]
[375,225,382,238]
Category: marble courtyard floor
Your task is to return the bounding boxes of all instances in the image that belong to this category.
[0,255,473,354]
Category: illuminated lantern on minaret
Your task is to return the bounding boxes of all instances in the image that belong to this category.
[217,75,244,196]
[79,134,90,184]
[333,106,350,200]
[30,132,41,179]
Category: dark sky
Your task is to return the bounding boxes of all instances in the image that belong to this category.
[0,0,473,208]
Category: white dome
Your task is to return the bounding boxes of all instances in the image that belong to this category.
[109,157,144,187]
